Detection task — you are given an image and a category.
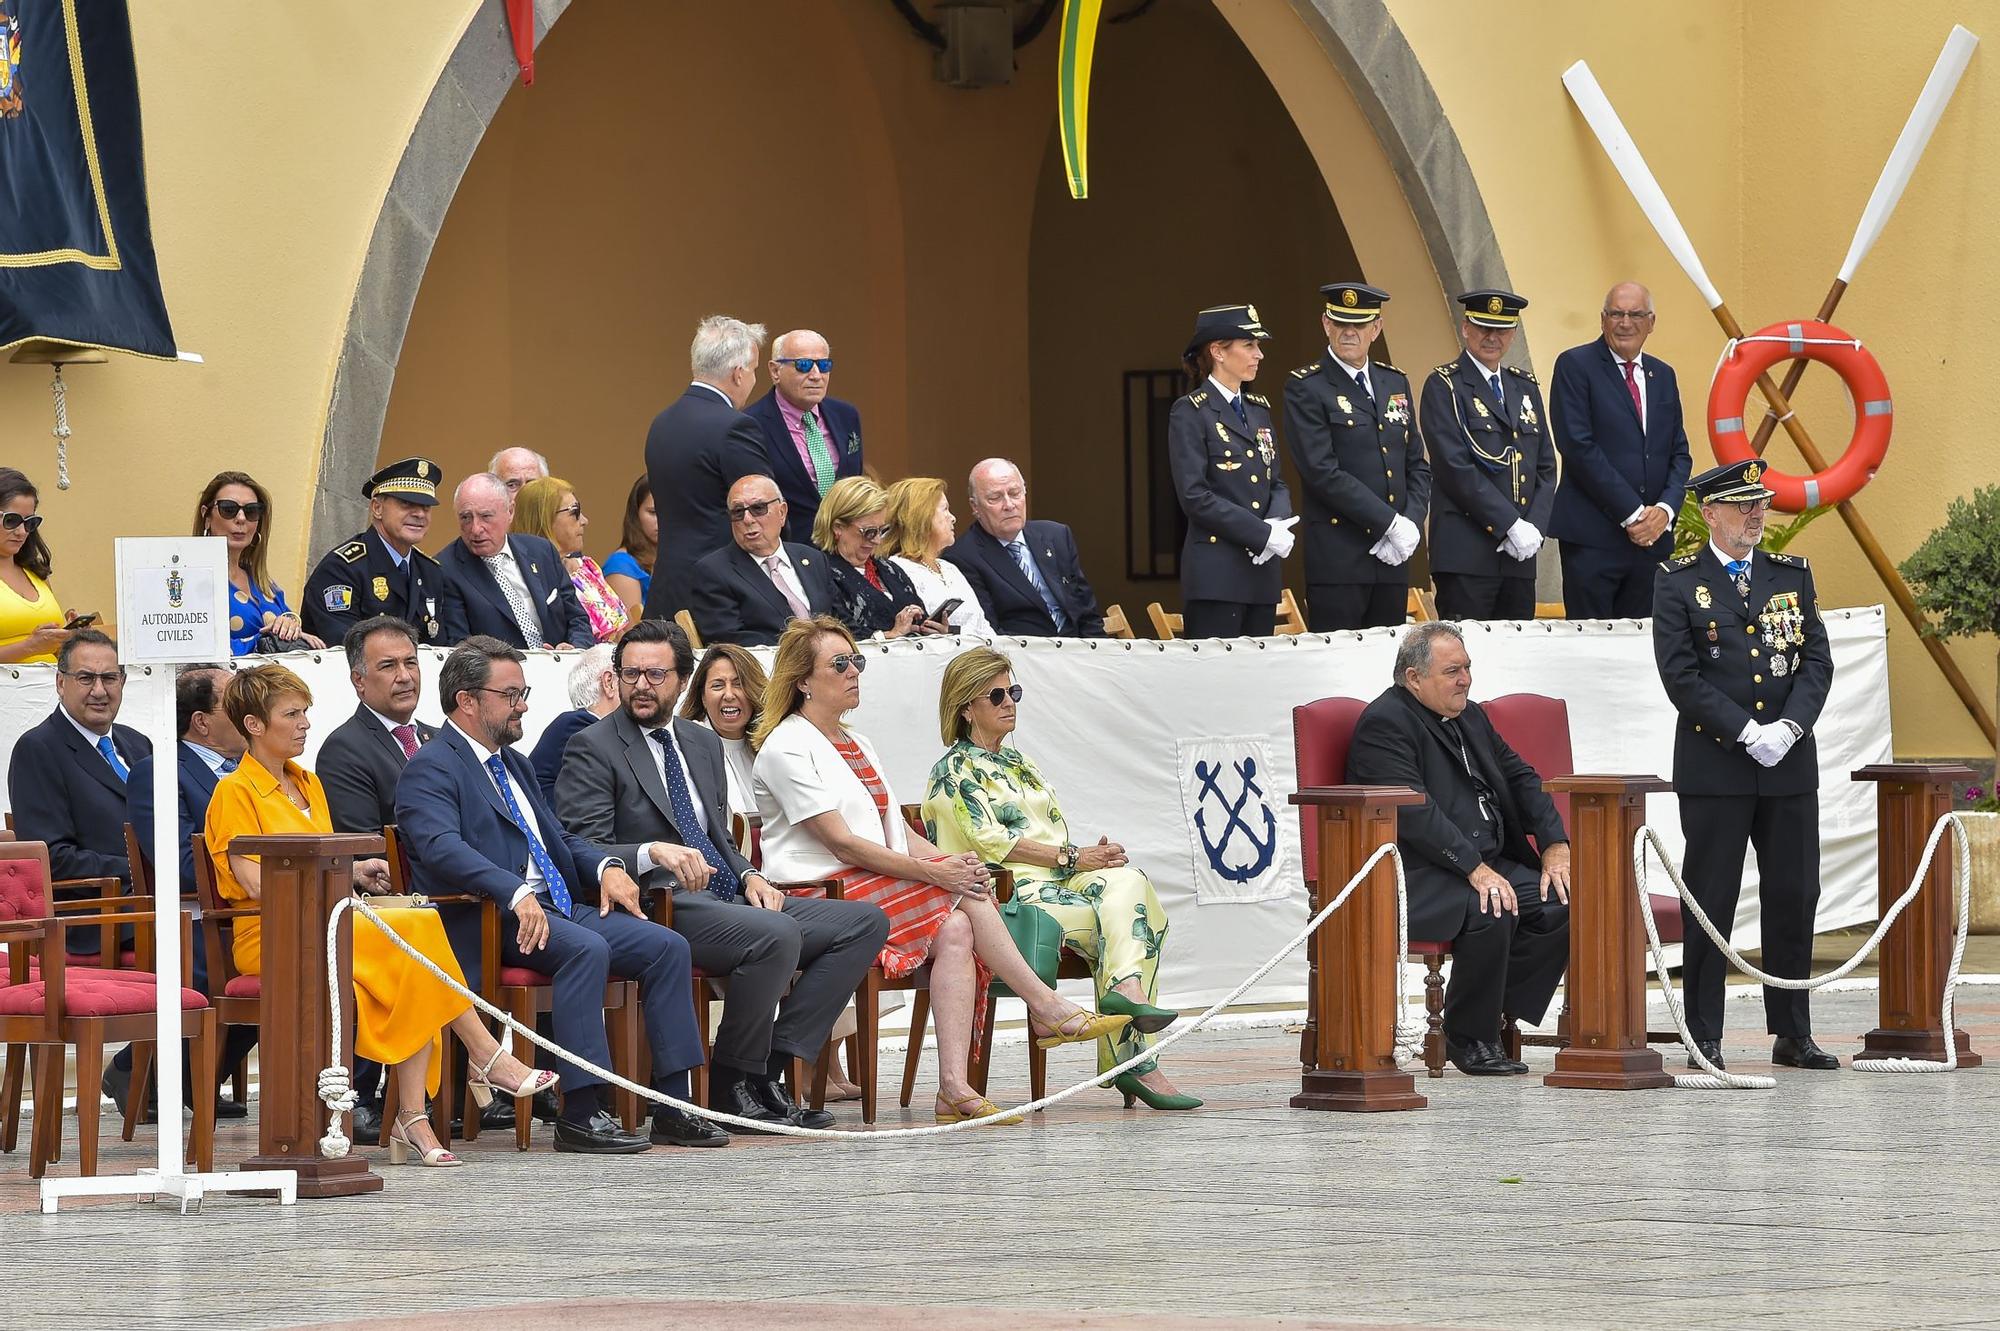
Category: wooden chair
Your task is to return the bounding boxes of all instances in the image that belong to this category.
[0,840,217,1179]
[182,832,268,1140]
[1406,586,1437,623]
[1146,603,1181,640]
[1102,604,1134,640]
[1275,589,1308,636]
[675,610,705,650]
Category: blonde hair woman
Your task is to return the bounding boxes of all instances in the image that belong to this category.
[878,477,993,640]
[923,648,1196,1109]
[750,616,1127,1122]
[515,476,629,642]
[811,476,939,641]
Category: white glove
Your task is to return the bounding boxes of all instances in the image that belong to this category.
[1260,515,1299,561]
[1497,519,1543,562]
[1367,532,1409,566]
[1385,513,1420,560]
[1744,720,1799,768]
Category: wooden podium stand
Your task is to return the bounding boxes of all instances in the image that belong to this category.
[234,834,386,1198]
[1289,786,1426,1112]
[1853,765,1982,1067]
[1543,775,1676,1091]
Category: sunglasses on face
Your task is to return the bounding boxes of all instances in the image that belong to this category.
[727,500,778,521]
[853,524,889,542]
[782,358,833,374]
[619,666,675,686]
[556,504,583,520]
[210,500,264,521]
[827,654,868,676]
[1,513,42,533]
[984,684,1024,706]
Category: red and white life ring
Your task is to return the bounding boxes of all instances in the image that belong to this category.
[1706,319,1892,512]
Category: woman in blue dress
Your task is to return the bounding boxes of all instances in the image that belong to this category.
[600,474,656,619]
[194,472,324,656]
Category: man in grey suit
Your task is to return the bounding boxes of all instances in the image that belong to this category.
[555,618,888,1132]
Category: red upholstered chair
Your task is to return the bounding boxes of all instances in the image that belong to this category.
[0,840,217,1178]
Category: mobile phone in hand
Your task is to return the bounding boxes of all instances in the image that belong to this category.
[932,598,963,622]
[62,612,99,631]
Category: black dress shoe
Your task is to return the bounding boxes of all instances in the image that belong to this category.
[101,1063,159,1125]
[1772,1035,1841,1070]
[210,1095,248,1120]
[480,1097,516,1128]
[553,1108,651,1154]
[350,1100,385,1143]
[1687,1039,1726,1070]
[1445,1038,1517,1076]
[710,1075,788,1134]
[751,1076,836,1130]
[531,1085,561,1124]
[650,1107,730,1148]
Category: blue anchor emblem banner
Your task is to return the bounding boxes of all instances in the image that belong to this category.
[1175,736,1292,905]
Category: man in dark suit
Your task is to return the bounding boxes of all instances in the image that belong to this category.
[1654,460,1837,1071]
[686,474,837,646]
[641,315,773,620]
[7,630,150,954]
[1550,282,1694,618]
[1284,282,1430,630]
[302,456,450,647]
[557,619,888,1130]
[1345,621,1572,1076]
[744,329,865,545]
[1419,290,1557,622]
[118,664,255,1121]
[395,635,724,1152]
[528,643,618,804]
[438,472,593,649]
[947,458,1106,637]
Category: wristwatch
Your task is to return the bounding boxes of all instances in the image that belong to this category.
[1056,843,1080,877]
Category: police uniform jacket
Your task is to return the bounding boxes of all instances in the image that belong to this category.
[302,527,447,646]
[1283,352,1429,586]
[1419,351,1556,578]
[1166,383,1292,603]
[1652,548,1832,797]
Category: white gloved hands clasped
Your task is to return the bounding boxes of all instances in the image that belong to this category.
[1251,515,1300,566]
[1497,519,1543,562]
[1370,513,1421,566]
[1743,720,1800,768]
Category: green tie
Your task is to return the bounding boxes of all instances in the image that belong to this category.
[802,409,838,496]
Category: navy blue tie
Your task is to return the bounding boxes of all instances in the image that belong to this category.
[485,754,573,916]
[650,729,740,902]
[1230,395,1248,428]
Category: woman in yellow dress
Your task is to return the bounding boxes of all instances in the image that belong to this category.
[204,664,559,1166]
[0,467,86,666]
[922,647,1200,1110]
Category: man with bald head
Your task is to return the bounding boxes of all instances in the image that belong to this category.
[745,328,865,543]
[686,473,837,646]
[490,447,550,495]
[1549,282,1693,618]
[945,458,1105,637]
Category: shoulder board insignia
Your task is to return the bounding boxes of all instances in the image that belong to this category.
[1243,392,1269,408]
[1661,553,1700,571]
[1378,362,1403,376]
[1289,363,1317,379]
[1503,365,1537,382]
[412,548,441,567]
[1188,390,1209,407]
[1766,551,1805,567]
[1433,363,1457,378]
[336,541,368,564]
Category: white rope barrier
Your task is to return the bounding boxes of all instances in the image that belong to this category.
[50,367,72,492]
[1633,810,1985,1089]
[317,842,1424,1155]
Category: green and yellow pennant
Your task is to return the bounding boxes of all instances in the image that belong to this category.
[1058,0,1103,199]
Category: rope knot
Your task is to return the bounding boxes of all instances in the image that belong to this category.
[317,1065,357,1159]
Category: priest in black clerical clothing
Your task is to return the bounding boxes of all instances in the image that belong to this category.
[1345,620,1572,1075]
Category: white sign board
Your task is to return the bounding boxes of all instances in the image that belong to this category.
[113,536,230,664]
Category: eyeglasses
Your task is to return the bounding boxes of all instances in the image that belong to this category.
[475,685,532,706]
[1,513,43,533]
[984,684,1024,706]
[1718,498,1773,515]
[58,668,125,689]
[555,504,583,520]
[619,666,676,686]
[727,500,779,521]
[827,654,868,676]
[1602,310,1654,324]
[781,358,834,374]
[853,524,889,542]
[210,500,265,521]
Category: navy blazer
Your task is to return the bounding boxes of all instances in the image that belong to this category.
[8,709,152,953]
[743,390,865,545]
[529,707,600,806]
[437,534,593,649]
[1549,338,1693,553]
[395,723,614,910]
[686,540,837,647]
[126,741,224,887]
[641,384,772,619]
[945,521,1106,637]
[317,704,434,835]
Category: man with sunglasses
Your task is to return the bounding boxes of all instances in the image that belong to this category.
[303,456,451,647]
[686,473,837,646]
[1654,460,1836,1071]
[746,330,864,545]
[556,619,889,1132]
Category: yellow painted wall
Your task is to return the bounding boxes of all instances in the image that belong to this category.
[0,2,480,630]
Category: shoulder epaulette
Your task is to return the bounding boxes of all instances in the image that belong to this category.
[1188,390,1209,407]
[411,547,441,566]
[1378,362,1403,376]
[335,541,367,564]
[1766,551,1806,567]
[1243,392,1269,409]
[1504,365,1537,383]
[1432,362,1457,378]
[1661,553,1700,572]
[1289,364,1317,380]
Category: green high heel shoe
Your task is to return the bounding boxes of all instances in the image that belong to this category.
[1098,988,1179,1034]
[1110,1070,1203,1111]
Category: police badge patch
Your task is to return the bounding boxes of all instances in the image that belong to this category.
[372,576,390,602]
[323,585,354,611]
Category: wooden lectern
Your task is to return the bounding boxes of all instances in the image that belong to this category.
[234,834,386,1198]
[1852,765,1982,1067]
[1289,786,1427,1112]
[1543,775,1676,1091]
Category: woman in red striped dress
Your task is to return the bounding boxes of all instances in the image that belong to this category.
[750,616,1129,1124]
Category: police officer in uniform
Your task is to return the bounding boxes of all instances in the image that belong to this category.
[1166,304,1296,638]
[302,457,450,647]
[1419,290,1555,622]
[1283,282,1429,631]
[1653,459,1837,1071]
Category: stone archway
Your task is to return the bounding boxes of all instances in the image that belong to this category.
[308,0,1514,554]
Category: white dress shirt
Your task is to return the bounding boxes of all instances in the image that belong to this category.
[889,555,995,640]
[450,720,610,910]
[756,544,813,615]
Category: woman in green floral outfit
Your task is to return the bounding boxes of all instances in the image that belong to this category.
[922,647,1200,1110]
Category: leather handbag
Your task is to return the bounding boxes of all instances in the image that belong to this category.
[996,889,1064,992]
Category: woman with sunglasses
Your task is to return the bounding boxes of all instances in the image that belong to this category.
[922,647,1197,1110]
[878,476,994,640]
[194,472,325,656]
[514,476,629,643]
[600,475,657,618]
[751,616,1128,1123]
[0,468,87,666]
[812,476,941,641]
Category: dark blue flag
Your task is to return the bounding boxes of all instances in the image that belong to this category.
[0,0,177,358]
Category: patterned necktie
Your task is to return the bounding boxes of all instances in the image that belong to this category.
[1727,558,1751,600]
[96,735,129,782]
[801,410,838,497]
[484,754,573,915]
[648,728,740,902]
[1621,359,1644,425]
[391,724,420,760]
[1008,539,1067,631]
[483,553,544,647]
[1353,369,1372,402]
[219,756,239,774]
[764,554,810,620]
